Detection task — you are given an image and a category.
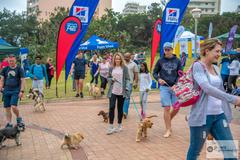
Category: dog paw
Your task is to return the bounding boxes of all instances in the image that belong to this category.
[136,139,141,142]
[0,144,6,149]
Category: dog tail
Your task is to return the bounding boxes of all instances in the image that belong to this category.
[146,115,158,119]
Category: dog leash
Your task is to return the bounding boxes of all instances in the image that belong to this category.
[131,96,142,122]
[112,78,142,121]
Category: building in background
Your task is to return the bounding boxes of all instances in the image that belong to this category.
[188,0,221,15]
[122,2,146,15]
[27,0,112,21]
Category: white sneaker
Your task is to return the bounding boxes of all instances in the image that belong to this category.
[115,124,122,133]
[106,125,115,135]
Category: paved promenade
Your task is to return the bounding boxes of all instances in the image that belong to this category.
[0,92,239,160]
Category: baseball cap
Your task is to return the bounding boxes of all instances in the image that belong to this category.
[163,42,173,49]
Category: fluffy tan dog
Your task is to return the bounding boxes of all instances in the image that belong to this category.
[136,115,157,142]
[86,83,101,98]
[61,132,84,149]
[97,110,108,123]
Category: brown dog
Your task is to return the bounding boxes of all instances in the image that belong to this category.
[61,132,84,149]
[98,110,108,123]
[136,115,157,142]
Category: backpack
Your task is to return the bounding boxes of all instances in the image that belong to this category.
[172,62,202,110]
[49,64,54,76]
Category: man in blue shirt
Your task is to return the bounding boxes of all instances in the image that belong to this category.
[70,51,88,98]
[29,55,48,96]
[0,54,25,128]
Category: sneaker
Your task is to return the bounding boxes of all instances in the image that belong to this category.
[16,117,25,131]
[5,123,13,128]
[106,125,115,135]
[75,93,80,97]
[80,92,84,98]
[16,117,22,124]
[115,124,122,133]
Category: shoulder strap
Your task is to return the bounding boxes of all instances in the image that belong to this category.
[31,64,35,74]
[4,66,10,78]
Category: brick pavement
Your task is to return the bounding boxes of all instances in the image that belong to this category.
[0,92,239,160]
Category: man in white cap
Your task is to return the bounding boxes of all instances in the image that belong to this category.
[153,42,182,138]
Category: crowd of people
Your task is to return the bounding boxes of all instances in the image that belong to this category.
[0,38,239,159]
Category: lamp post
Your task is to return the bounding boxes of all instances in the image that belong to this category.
[191,8,201,58]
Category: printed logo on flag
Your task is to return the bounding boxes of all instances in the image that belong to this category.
[166,8,180,24]
[73,6,89,23]
[156,22,161,33]
[65,21,79,34]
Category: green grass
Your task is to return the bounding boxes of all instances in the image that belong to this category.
[21,55,195,102]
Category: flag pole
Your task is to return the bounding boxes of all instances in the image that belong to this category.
[56,80,59,98]
[65,64,67,95]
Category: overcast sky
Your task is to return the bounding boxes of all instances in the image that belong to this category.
[0,0,239,13]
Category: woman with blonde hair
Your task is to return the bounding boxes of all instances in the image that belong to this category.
[187,38,240,159]
[106,52,130,135]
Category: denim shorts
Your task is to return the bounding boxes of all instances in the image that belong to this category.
[3,90,20,108]
[160,86,177,107]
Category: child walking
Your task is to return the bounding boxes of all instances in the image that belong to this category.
[139,62,152,119]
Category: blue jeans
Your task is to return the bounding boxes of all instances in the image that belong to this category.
[187,113,237,160]
[123,84,133,115]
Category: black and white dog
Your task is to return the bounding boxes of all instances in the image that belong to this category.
[0,125,22,149]
[27,88,46,112]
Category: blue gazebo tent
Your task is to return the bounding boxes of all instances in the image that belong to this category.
[79,35,119,50]
[0,38,20,54]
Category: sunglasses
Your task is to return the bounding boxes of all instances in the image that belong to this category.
[164,48,172,51]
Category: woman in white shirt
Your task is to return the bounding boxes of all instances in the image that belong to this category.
[106,53,130,135]
[98,57,110,95]
[139,62,152,118]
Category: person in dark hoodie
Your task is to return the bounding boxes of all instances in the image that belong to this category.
[153,42,182,138]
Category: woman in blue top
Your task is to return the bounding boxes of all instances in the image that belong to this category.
[187,38,240,160]
[90,54,99,85]
[220,55,230,91]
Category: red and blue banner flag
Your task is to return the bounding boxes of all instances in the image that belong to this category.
[151,18,162,71]
[56,16,82,82]
[65,0,99,80]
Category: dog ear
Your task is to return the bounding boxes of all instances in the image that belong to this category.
[64,133,70,139]
[81,134,84,139]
